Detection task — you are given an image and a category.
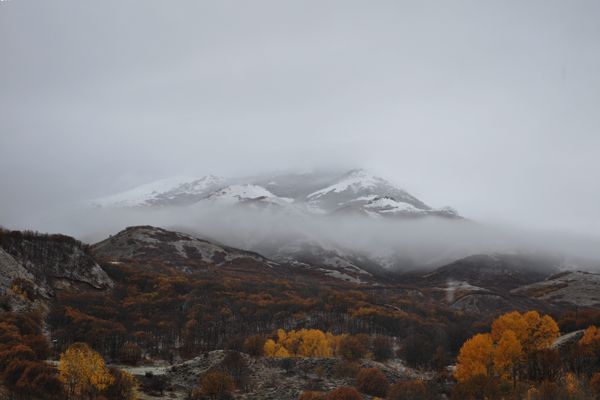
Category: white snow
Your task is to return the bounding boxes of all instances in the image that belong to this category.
[319,268,363,283]
[513,271,600,306]
[307,169,386,198]
[91,175,223,207]
[206,184,294,205]
[365,197,421,213]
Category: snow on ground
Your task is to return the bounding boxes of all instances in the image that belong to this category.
[206,184,294,206]
[320,269,363,283]
[91,175,223,207]
[513,271,600,306]
[365,197,423,213]
[307,169,386,198]
[552,330,585,349]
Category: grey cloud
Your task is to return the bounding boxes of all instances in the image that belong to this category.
[1,0,599,239]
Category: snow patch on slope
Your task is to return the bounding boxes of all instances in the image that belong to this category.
[91,175,224,207]
[307,169,385,199]
[206,184,294,206]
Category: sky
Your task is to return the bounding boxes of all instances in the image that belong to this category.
[1,0,599,238]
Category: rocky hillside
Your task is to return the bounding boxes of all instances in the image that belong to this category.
[0,229,112,297]
[92,225,275,269]
[421,253,560,290]
[513,270,600,307]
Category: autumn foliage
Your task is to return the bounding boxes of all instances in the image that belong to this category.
[355,367,389,397]
[325,386,363,400]
[59,342,114,399]
[195,369,235,400]
[264,329,341,358]
[387,380,429,400]
[455,311,559,385]
[0,312,63,399]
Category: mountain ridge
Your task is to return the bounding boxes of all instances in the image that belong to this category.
[91,169,460,219]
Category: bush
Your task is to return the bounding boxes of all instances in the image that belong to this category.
[399,333,436,368]
[199,369,235,399]
[326,387,363,400]
[104,367,138,400]
[332,360,360,379]
[371,336,393,362]
[337,335,367,361]
[243,335,266,357]
[591,372,600,396]
[299,390,327,400]
[388,380,429,400]
[119,342,142,365]
[451,375,500,400]
[538,380,561,400]
[4,360,64,399]
[220,351,248,389]
[355,368,389,397]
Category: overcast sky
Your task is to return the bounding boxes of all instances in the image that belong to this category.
[1,0,599,237]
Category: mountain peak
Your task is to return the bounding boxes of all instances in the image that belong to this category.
[91,175,225,207]
[89,169,459,219]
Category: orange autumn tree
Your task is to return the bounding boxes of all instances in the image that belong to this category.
[455,311,559,384]
[263,329,339,358]
[579,325,600,346]
[59,342,114,400]
[454,333,494,382]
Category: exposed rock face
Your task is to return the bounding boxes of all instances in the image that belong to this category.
[423,253,559,291]
[552,330,585,349]
[0,248,34,295]
[513,271,600,307]
[163,350,430,400]
[0,230,113,299]
[92,225,276,269]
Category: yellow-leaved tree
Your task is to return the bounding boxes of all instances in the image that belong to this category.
[579,325,600,346]
[59,342,114,399]
[493,330,523,386]
[454,333,494,383]
[455,311,559,385]
[491,311,559,354]
[264,329,336,357]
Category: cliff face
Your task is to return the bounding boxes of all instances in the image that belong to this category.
[0,247,34,295]
[0,230,113,303]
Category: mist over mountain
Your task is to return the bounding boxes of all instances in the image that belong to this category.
[28,168,591,275]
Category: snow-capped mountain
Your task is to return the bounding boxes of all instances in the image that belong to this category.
[304,169,458,218]
[202,184,294,208]
[91,175,224,207]
[91,169,459,219]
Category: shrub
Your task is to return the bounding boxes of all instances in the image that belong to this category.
[299,390,327,400]
[538,380,561,400]
[4,360,64,399]
[199,369,235,399]
[104,367,138,400]
[388,380,429,400]
[0,344,36,371]
[591,372,600,396]
[119,342,142,365]
[371,336,393,362]
[337,335,367,361]
[332,360,360,379]
[355,368,389,397]
[326,386,363,400]
[399,333,436,368]
[220,351,248,389]
[243,335,265,357]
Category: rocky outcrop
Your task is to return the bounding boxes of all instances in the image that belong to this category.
[0,248,34,296]
[163,350,429,400]
[0,230,113,299]
[92,225,276,269]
